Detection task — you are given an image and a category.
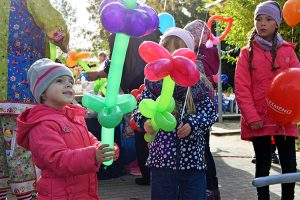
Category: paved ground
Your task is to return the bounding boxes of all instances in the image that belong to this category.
[97,119,300,200]
[8,119,300,200]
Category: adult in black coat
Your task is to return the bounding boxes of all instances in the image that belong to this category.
[86,29,161,185]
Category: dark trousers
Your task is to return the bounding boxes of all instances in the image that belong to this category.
[205,132,219,190]
[151,168,206,200]
[252,136,297,200]
[134,130,150,181]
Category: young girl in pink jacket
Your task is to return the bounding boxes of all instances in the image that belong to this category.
[16,58,118,200]
[235,1,300,199]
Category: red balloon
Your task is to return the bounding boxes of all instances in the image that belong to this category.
[170,56,200,87]
[139,41,172,63]
[266,68,300,126]
[130,117,141,131]
[130,89,139,98]
[144,59,173,81]
[173,48,196,64]
[213,74,218,83]
[140,41,200,86]
[138,84,145,92]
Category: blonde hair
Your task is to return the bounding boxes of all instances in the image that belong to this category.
[160,35,197,115]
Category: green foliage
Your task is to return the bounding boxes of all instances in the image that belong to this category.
[204,0,300,58]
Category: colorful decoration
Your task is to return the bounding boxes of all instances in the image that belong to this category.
[27,0,69,52]
[138,41,200,142]
[158,12,176,34]
[130,84,145,100]
[49,42,56,61]
[206,15,233,48]
[212,74,228,84]
[100,0,158,37]
[0,0,68,114]
[283,0,300,27]
[93,78,107,96]
[266,68,300,126]
[66,50,91,72]
[129,84,145,131]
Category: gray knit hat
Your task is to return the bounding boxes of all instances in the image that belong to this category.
[160,27,195,51]
[27,58,74,103]
[254,1,282,27]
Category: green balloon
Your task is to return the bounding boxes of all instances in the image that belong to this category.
[105,33,130,108]
[144,120,159,142]
[116,94,137,114]
[78,59,91,72]
[82,93,105,112]
[49,42,56,61]
[144,133,156,142]
[154,111,177,131]
[156,96,175,112]
[124,0,137,9]
[98,106,123,128]
[101,127,114,166]
[94,78,107,95]
[151,118,159,132]
[139,99,156,118]
[157,76,175,112]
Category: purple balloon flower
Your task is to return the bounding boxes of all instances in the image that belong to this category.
[99,0,123,13]
[138,5,159,34]
[100,0,159,37]
[101,3,126,33]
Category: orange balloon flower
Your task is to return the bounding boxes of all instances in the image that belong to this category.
[283,0,300,27]
[66,50,91,67]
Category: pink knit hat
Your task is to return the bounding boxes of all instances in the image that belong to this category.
[160,27,195,50]
[27,58,74,103]
[184,20,210,46]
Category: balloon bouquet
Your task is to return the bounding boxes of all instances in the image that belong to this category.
[82,0,159,165]
[138,41,200,142]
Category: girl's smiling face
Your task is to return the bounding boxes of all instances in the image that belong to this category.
[41,75,75,109]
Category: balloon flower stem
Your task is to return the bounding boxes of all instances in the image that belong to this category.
[77,59,91,72]
[49,42,56,61]
[157,76,175,112]
[105,33,130,107]
[124,0,137,9]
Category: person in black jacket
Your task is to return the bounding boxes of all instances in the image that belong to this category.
[86,29,161,185]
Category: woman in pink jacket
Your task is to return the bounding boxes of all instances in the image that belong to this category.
[16,58,118,200]
[235,1,300,200]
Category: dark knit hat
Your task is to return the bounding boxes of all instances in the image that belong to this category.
[254,1,282,27]
[27,58,74,103]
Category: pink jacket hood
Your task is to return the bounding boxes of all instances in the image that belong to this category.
[17,104,100,200]
[17,104,87,150]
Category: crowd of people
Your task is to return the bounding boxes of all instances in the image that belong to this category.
[0,0,299,200]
